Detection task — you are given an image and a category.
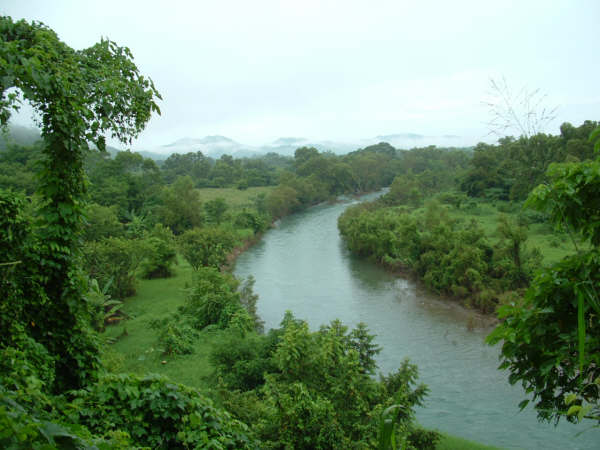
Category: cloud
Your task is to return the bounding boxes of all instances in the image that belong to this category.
[2,0,598,148]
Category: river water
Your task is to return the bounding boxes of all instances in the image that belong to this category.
[233,193,599,449]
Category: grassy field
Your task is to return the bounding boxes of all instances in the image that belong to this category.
[101,256,223,393]
[196,186,273,210]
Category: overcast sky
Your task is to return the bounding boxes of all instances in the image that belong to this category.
[2,0,599,149]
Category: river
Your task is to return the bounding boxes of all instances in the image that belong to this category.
[233,193,599,449]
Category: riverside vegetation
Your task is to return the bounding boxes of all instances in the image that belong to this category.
[1,15,598,449]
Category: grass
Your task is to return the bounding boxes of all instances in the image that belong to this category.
[103,264,507,448]
[436,433,503,450]
[99,188,508,448]
[196,186,273,210]
[101,256,221,392]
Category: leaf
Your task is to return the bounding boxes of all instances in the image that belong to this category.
[564,393,577,405]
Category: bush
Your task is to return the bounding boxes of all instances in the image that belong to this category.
[210,332,280,391]
[150,315,198,355]
[140,224,177,279]
[180,267,244,330]
[178,226,237,270]
[70,373,258,449]
[234,209,268,233]
[82,203,123,241]
[82,237,147,298]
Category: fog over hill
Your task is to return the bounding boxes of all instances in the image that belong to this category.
[1,125,472,161]
[149,133,472,159]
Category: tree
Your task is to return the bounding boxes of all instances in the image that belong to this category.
[204,197,228,224]
[0,17,160,390]
[158,175,203,234]
[487,127,600,424]
[178,226,237,270]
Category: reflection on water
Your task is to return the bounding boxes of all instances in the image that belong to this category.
[234,195,599,449]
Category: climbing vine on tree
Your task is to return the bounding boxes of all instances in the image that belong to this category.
[0,16,160,391]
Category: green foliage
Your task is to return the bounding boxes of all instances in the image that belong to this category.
[213,313,432,449]
[70,373,258,449]
[140,223,177,279]
[1,16,160,391]
[150,315,198,355]
[158,175,203,234]
[339,200,540,313]
[0,392,98,450]
[180,267,244,330]
[526,159,600,246]
[82,236,148,299]
[266,184,300,219]
[488,251,600,423]
[234,208,268,233]
[178,226,237,270]
[84,278,123,332]
[82,203,123,241]
[461,121,598,201]
[488,126,600,424]
[238,276,265,333]
[205,197,229,224]
[210,331,280,391]
[259,378,347,449]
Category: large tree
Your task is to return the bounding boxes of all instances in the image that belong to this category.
[0,16,160,390]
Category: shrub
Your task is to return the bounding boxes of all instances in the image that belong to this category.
[150,315,198,355]
[70,373,258,449]
[178,226,237,270]
[180,267,244,330]
[82,237,148,298]
[140,224,177,279]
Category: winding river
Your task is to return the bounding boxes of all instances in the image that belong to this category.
[234,193,599,449]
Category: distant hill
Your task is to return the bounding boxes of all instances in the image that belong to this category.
[1,125,472,160]
[158,135,259,159]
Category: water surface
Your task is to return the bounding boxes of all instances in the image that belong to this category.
[234,194,599,449]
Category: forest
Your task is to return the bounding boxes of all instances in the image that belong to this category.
[1,15,599,450]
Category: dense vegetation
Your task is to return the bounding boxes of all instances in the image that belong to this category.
[0,17,447,449]
[2,14,598,449]
[338,121,600,426]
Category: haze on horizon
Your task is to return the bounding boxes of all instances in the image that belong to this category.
[2,0,599,151]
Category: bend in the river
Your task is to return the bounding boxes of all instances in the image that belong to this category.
[234,192,599,450]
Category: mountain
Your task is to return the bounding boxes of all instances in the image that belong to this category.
[158,135,259,158]
[259,137,358,156]
[1,125,471,160]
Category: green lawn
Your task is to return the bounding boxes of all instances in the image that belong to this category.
[196,186,273,210]
[101,256,221,392]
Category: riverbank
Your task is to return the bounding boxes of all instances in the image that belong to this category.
[233,194,599,449]
[101,256,503,450]
[338,194,584,315]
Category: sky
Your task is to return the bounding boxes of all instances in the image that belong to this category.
[2,0,599,150]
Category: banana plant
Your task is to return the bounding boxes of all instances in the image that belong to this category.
[84,277,124,332]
